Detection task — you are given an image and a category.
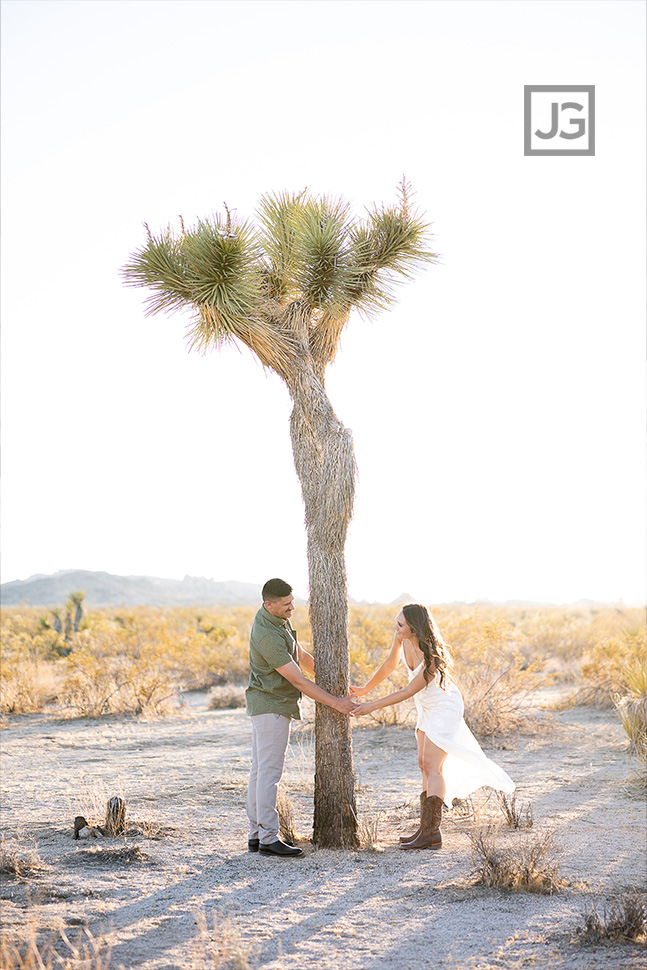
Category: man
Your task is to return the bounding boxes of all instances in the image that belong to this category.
[246,577,357,857]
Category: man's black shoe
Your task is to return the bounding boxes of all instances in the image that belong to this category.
[248,839,259,852]
[258,839,303,857]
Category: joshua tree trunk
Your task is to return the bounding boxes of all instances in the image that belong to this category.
[289,364,359,847]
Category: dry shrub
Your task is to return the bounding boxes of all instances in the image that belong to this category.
[0,923,112,970]
[0,838,47,879]
[577,891,647,945]
[580,627,646,707]
[1,605,251,718]
[3,602,644,722]
[447,613,550,737]
[73,845,152,865]
[498,791,533,829]
[277,787,298,845]
[469,825,563,894]
[190,909,258,970]
[520,605,645,665]
[0,659,61,714]
[357,812,382,851]
[0,611,63,713]
[613,655,647,753]
[208,686,246,710]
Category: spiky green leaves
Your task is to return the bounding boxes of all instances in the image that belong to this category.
[121,225,193,316]
[122,182,437,373]
[122,214,265,352]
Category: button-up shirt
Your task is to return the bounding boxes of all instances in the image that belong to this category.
[245,606,302,719]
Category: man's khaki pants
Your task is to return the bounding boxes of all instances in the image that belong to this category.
[247,713,291,845]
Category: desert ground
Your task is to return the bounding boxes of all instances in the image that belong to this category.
[1,689,645,970]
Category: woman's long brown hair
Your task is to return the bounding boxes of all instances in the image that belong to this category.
[402,604,453,690]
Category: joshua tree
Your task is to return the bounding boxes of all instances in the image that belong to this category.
[122,180,436,847]
[67,591,86,633]
[50,609,63,635]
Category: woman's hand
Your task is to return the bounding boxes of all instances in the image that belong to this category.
[352,701,378,716]
[349,684,368,698]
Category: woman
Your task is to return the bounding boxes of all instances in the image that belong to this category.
[351,604,515,850]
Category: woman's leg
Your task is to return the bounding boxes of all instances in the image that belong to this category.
[416,729,426,792]
[420,735,447,801]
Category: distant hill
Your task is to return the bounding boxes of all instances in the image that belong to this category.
[0,570,263,607]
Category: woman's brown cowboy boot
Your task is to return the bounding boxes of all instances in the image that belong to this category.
[400,795,443,850]
[399,792,426,844]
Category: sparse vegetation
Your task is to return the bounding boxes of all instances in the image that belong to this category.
[576,891,647,945]
[357,812,383,851]
[0,924,112,970]
[498,791,534,829]
[469,825,563,894]
[0,838,47,880]
[277,787,299,845]
[208,685,247,710]
[1,604,644,738]
[190,909,258,970]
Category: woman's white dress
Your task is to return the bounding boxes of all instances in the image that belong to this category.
[407,658,515,806]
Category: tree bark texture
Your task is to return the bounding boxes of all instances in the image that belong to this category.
[288,365,359,848]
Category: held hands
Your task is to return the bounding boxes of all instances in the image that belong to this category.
[351,701,377,716]
[349,684,368,699]
[335,696,359,715]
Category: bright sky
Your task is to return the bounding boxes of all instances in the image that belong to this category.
[1,0,645,605]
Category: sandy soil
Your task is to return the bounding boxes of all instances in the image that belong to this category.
[1,692,645,969]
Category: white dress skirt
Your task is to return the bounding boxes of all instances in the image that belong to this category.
[408,659,515,806]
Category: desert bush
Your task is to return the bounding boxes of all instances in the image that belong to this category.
[447,613,550,736]
[519,606,645,664]
[190,910,258,970]
[497,791,533,829]
[580,627,646,707]
[208,686,247,710]
[277,787,299,845]
[469,825,563,894]
[0,610,63,713]
[356,811,382,851]
[0,838,47,879]
[2,602,643,720]
[576,892,647,945]
[0,658,61,714]
[0,923,112,969]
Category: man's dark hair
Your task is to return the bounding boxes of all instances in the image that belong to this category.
[262,578,293,602]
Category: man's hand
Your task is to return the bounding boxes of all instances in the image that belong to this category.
[334,696,359,715]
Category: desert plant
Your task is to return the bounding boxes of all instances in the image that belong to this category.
[580,627,646,706]
[0,923,112,969]
[66,591,86,633]
[207,686,246,710]
[277,787,298,845]
[450,614,550,736]
[0,838,47,880]
[576,892,647,945]
[469,825,563,894]
[122,180,436,848]
[190,910,258,970]
[357,811,382,851]
[498,792,533,829]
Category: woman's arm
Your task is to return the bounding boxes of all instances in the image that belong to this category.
[352,667,427,714]
[297,642,315,675]
[349,633,403,698]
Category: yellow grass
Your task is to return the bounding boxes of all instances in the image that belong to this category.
[1,603,644,740]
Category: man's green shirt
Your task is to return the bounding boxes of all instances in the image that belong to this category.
[245,606,302,719]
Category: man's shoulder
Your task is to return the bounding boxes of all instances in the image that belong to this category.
[251,608,273,635]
